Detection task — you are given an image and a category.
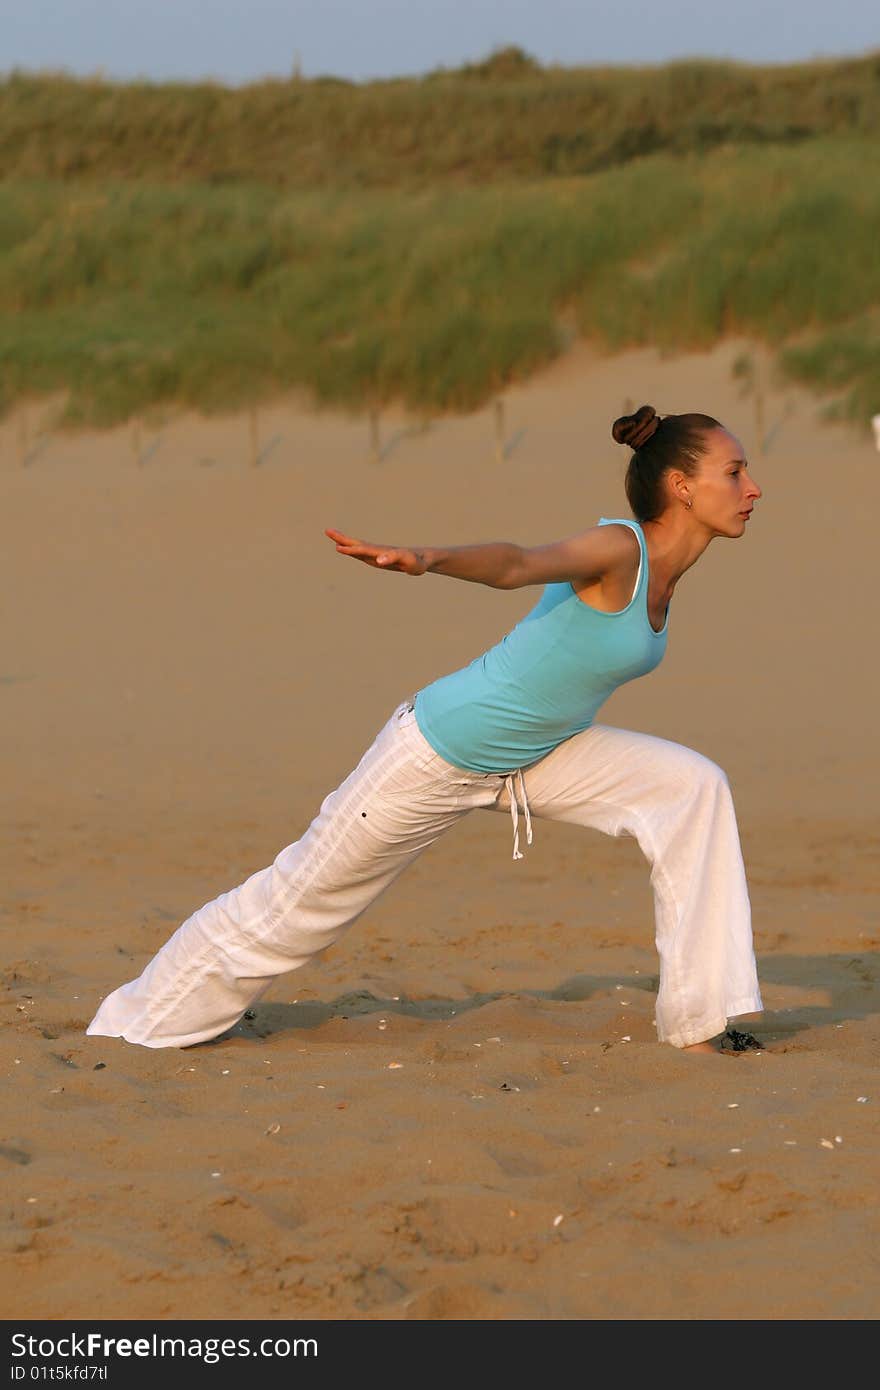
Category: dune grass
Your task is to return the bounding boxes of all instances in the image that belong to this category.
[781,321,880,424]
[1,138,879,426]
[2,51,880,188]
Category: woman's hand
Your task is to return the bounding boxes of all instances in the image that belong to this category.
[325,527,429,576]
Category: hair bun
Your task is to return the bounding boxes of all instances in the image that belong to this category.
[612,404,660,451]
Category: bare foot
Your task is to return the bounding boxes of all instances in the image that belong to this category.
[681,1040,722,1054]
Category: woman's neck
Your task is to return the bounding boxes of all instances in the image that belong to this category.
[641,515,713,591]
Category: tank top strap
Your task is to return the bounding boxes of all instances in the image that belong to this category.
[597,515,647,600]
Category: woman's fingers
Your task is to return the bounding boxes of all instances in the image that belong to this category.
[325,527,377,553]
[341,543,385,561]
[325,527,359,546]
[326,527,392,563]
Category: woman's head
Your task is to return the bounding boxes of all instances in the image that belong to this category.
[611,404,761,535]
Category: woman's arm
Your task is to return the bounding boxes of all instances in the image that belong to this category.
[324,524,636,590]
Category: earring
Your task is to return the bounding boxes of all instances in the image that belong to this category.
[684,496,693,510]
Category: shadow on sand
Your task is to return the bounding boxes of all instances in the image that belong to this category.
[210,951,879,1049]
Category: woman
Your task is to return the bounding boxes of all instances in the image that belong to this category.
[87,404,764,1055]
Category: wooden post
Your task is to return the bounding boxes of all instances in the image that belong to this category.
[249,405,259,468]
[369,410,380,464]
[493,398,505,463]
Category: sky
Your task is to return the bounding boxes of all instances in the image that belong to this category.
[1,0,878,85]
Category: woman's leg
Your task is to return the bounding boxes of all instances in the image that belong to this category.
[487,724,762,1048]
[87,703,494,1049]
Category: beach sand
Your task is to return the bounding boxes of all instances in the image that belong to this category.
[2,340,878,1320]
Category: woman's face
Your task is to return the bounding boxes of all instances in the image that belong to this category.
[688,428,762,538]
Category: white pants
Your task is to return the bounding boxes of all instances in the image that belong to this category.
[87,700,762,1050]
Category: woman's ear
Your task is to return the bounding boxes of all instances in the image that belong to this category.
[664,468,690,508]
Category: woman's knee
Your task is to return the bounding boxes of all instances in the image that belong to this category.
[693,751,730,792]
[662,742,731,804]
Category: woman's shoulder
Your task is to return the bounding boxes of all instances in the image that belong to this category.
[594,517,642,559]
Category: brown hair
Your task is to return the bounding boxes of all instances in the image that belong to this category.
[611,404,722,522]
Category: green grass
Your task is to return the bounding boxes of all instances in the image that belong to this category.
[1,138,879,425]
[781,319,880,425]
[2,51,880,189]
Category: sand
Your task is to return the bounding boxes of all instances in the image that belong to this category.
[2,339,878,1320]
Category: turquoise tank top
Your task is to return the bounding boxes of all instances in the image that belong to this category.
[413,517,668,773]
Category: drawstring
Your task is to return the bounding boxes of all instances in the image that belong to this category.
[504,768,533,860]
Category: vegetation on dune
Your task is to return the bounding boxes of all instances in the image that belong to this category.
[1,50,880,188]
[781,319,880,424]
[1,52,879,428]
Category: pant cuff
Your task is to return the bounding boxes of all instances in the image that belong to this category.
[658,995,764,1049]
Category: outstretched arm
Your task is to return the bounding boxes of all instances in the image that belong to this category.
[324,523,637,590]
